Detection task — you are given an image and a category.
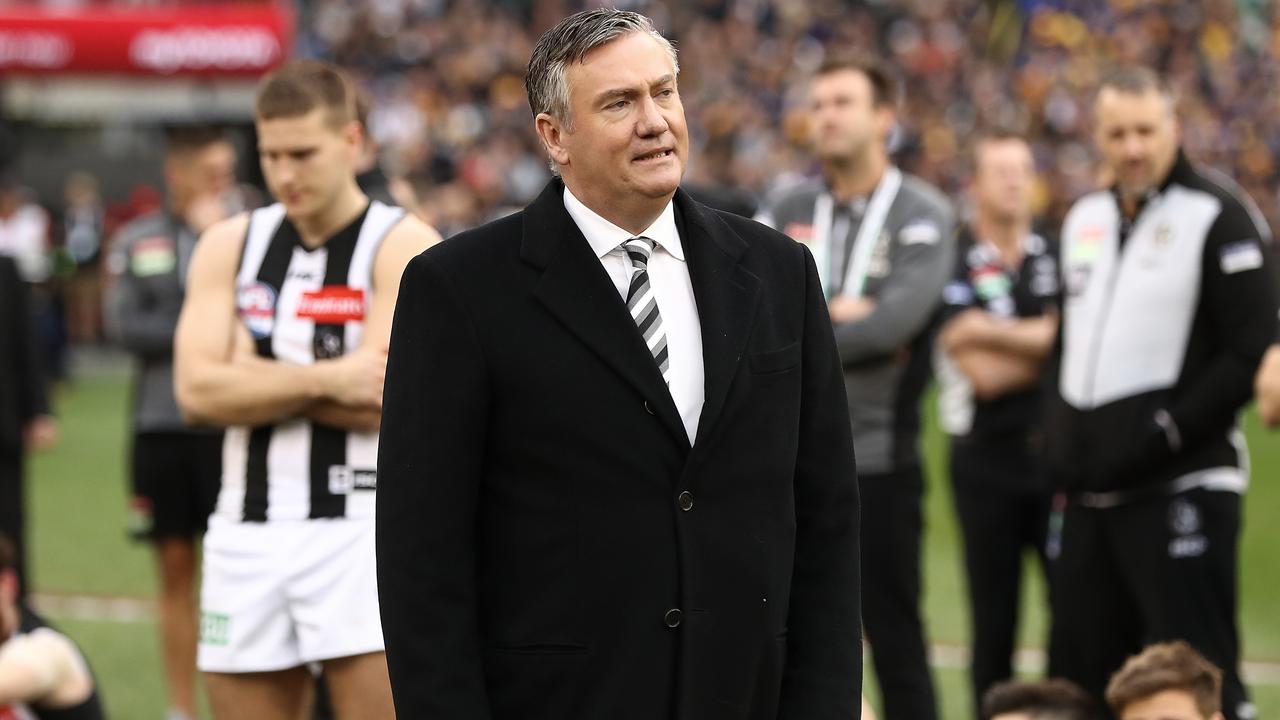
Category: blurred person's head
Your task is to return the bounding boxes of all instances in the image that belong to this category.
[527,9,688,233]
[0,534,19,642]
[982,678,1101,720]
[1093,66,1179,204]
[808,55,897,167]
[63,171,100,209]
[1105,641,1224,720]
[163,126,236,215]
[970,128,1036,228]
[254,60,363,221]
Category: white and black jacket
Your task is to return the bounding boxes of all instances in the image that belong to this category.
[1047,150,1277,499]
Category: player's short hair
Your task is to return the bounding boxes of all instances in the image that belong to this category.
[164,125,231,157]
[0,533,15,575]
[814,53,898,108]
[525,9,678,125]
[1097,65,1177,112]
[254,59,359,129]
[971,126,1032,173]
[982,678,1101,720]
[1105,641,1222,718]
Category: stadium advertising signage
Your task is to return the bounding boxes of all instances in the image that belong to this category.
[0,4,293,77]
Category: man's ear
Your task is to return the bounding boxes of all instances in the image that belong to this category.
[875,105,896,142]
[535,112,571,169]
[344,120,365,155]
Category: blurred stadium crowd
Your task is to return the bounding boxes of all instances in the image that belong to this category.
[3,0,1279,331]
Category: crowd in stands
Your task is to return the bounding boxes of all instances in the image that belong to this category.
[298,0,1280,234]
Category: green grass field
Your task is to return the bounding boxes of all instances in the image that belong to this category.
[24,363,1280,719]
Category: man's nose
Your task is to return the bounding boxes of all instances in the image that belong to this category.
[1123,134,1147,158]
[636,96,670,137]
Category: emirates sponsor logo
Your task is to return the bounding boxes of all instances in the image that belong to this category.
[0,31,73,69]
[130,27,281,74]
[297,287,366,323]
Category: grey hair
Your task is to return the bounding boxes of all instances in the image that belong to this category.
[1097,65,1177,112]
[525,9,679,127]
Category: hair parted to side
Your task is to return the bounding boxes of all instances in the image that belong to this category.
[164,125,231,157]
[525,9,678,126]
[815,53,899,108]
[970,125,1031,171]
[1097,65,1177,109]
[1105,641,1222,718]
[255,59,359,129]
[982,678,1102,720]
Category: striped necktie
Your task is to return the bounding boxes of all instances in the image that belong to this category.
[623,236,670,382]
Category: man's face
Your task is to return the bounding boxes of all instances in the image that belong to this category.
[551,32,688,210]
[167,141,236,209]
[809,69,890,163]
[257,109,360,220]
[1119,689,1220,720]
[971,138,1036,225]
[1094,87,1179,199]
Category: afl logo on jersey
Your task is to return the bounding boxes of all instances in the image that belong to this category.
[237,282,278,339]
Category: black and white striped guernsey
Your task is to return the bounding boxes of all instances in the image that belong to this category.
[217,200,405,523]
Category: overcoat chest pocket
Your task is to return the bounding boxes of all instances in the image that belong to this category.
[748,341,801,374]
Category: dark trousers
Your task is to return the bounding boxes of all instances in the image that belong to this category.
[861,467,938,720]
[950,438,1051,718]
[1047,488,1249,720]
[0,454,29,594]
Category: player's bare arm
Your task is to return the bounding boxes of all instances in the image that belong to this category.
[940,307,1057,359]
[175,214,337,426]
[303,214,442,431]
[1255,343,1280,428]
[0,630,94,709]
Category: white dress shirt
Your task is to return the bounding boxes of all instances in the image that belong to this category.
[563,187,705,443]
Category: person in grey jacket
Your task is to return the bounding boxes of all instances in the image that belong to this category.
[757,55,955,720]
[105,125,239,720]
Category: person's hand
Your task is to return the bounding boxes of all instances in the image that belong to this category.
[828,295,876,324]
[23,414,59,451]
[939,308,994,352]
[322,345,388,408]
[1255,344,1280,428]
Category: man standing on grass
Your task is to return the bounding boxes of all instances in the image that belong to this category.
[1046,67,1277,720]
[106,125,240,720]
[174,60,439,719]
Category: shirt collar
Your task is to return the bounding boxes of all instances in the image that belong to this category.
[563,186,684,262]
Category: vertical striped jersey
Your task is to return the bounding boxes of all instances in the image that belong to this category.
[216,200,405,522]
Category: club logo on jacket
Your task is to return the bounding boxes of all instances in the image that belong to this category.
[237,281,278,339]
[1168,497,1208,559]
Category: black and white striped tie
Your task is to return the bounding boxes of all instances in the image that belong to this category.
[623,236,670,382]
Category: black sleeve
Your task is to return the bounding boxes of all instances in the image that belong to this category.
[3,258,49,420]
[778,244,862,719]
[938,238,976,324]
[376,253,493,719]
[1158,198,1278,456]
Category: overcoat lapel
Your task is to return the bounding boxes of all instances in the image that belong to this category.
[521,181,690,450]
[674,190,760,449]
